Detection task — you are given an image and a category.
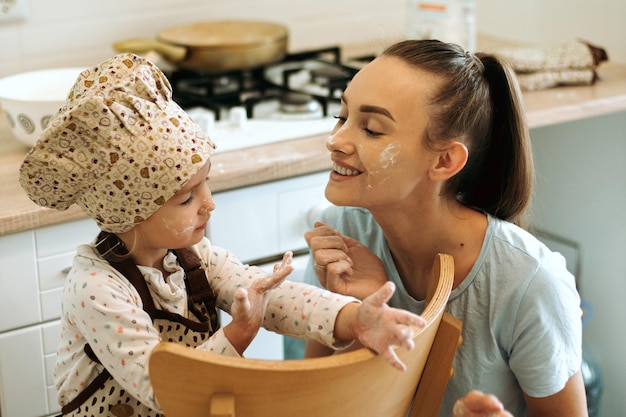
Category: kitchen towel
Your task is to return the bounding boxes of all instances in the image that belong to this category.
[491,40,608,91]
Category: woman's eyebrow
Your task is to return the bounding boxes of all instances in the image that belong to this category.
[341,93,395,122]
[359,104,396,122]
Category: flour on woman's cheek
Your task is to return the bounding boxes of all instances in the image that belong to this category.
[364,142,401,189]
[379,143,401,169]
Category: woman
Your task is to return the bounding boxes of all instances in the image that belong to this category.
[303,40,587,417]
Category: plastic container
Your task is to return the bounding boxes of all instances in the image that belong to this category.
[406,0,476,52]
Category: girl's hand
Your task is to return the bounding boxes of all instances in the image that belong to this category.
[353,281,426,371]
[306,222,387,300]
[453,391,514,417]
[224,252,294,355]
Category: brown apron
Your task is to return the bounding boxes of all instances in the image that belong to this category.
[60,232,219,417]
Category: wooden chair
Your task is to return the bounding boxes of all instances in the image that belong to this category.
[149,253,462,417]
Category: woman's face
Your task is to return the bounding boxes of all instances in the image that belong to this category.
[131,161,215,252]
[325,56,441,209]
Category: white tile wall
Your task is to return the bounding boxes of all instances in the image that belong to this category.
[0,0,407,78]
[476,0,626,65]
[2,0,624,78]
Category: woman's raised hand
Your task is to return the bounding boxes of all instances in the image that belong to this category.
[305,221,388,300]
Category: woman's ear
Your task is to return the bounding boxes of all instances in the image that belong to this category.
[429,141,468,181]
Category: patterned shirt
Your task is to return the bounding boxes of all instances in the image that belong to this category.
[55,236,356,411]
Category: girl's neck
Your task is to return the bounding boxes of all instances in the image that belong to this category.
[116,232,168,271]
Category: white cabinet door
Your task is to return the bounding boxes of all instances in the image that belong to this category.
[209,184,280,262]
[208,171,329,263]
[35,219,100,323]
[0,230,40,332]
[277,173,328,252]
[0,219,99,333]
[0,325,49,417]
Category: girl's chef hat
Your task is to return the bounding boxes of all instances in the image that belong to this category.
[19,53,216,233]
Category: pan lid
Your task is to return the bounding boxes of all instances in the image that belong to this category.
[158,20,288,49]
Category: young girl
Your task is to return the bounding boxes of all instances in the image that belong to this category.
[303,40,587,417]
[18,53,424,417]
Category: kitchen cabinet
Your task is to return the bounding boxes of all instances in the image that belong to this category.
[0,218,99,417]
[209,171,330,360]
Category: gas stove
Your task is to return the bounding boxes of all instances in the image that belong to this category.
[168,46,369,153]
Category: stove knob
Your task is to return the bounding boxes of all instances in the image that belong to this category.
[229,106,248,128]
[194,111,215,136]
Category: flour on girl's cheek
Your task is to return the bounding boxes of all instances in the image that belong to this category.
[161,217,196,237]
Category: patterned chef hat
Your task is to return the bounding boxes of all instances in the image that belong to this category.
[19,53,216,233]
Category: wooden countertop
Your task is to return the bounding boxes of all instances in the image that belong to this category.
[522,63,626,128]
[0,132,331,236]
[2,59,626,237]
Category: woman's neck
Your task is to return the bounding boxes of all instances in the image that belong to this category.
[369,200,487,300]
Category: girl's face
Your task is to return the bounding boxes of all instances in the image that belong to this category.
[325,56,441,210]
[132,161,215,252]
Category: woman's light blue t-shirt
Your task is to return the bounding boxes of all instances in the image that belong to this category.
[302,206,582,417]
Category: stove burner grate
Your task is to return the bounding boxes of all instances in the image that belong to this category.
[168,46,358,121]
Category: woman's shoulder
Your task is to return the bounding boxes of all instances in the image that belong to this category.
[486,216,574,286]
[489,217,557,259]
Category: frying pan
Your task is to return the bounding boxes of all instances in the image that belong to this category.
[113,20,288,72]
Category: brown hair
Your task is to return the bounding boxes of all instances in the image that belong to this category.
[382,40,534,227]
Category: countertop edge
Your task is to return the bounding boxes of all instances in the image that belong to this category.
[0,134,332,236]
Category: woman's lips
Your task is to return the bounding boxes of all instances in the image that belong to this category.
[332,161,362,176]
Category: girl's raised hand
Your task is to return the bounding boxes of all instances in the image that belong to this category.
[453,391,514,417]
[354,281,426,371]
[224,252,294,355]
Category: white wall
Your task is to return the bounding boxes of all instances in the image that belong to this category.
[528,113,626,417]
[0,0,623,79]
[477,0,626,64]
[477,2,625,416]
[0,0,407,78]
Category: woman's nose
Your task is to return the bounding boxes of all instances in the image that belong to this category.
[326,129,352,154]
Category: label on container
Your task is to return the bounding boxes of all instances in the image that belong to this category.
[406,0,476,51]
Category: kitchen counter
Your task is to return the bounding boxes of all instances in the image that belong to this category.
[2,57,626,237]
[0,131,330,236]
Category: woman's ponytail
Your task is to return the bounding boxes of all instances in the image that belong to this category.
[467,54,534,226]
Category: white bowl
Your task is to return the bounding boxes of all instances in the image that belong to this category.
[0,68,83,147]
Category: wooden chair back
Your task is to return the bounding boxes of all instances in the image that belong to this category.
[149,253,462,417]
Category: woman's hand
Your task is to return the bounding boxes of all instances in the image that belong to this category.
[453,391,514,417]
[305,221,387,300]
[336,281,426,371]
[223,251,294,355]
